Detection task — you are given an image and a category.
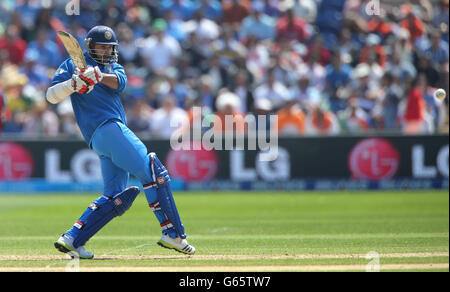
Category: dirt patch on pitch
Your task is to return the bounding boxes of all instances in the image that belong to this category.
[102,252,449,261]
[0,252,448,261]
[0,253,447,272]
[0,263,448,272]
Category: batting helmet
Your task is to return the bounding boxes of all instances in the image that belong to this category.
[85,25,119,65]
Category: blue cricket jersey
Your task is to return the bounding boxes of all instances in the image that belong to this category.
[50,52,127,147]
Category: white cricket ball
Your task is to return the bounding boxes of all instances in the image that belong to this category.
[434,88,447,101]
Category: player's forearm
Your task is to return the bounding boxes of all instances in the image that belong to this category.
[101,73,119,90]
[46,79,73,104]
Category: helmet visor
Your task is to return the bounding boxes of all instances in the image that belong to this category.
[87,43,119,65]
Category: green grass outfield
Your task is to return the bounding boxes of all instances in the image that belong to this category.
[0,191,448,272]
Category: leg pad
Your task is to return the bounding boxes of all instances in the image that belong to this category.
[66,186,140,248]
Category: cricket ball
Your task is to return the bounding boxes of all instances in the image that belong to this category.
[434,88,447,101]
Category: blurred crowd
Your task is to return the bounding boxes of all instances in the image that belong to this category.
[0,0,449,139]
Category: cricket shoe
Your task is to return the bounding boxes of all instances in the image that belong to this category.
[54,234,94,259]
[157,234,196,255]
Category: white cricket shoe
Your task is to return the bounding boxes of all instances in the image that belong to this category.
[54,235,94,259]
[157,234,196,255]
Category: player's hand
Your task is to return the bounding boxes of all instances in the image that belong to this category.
[71,73,93,94]
[78,66,103,86]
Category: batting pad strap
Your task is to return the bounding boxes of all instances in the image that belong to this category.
[143,182,157,189]
[149,201,161,211]
[160,220,174,230]
[73,221,84,230]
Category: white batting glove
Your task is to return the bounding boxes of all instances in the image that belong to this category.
[71,72,93,94]
[77,66,103,86]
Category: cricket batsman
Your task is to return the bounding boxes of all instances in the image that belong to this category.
[46,25,195,259]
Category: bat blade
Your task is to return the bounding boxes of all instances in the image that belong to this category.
[57,31,87,70]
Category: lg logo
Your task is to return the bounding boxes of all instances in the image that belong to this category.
[348,138,400,180]
[0,142,34,180]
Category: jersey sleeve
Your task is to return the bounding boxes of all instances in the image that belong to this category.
[111,64,127,93]
[50,59,75,87]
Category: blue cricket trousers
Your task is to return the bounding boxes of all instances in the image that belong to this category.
[91,120,154,197]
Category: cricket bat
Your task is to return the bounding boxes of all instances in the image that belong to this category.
[56,30,87,70]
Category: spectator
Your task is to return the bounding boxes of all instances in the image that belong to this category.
[183,10,220,57]
[213,91,246,134]
[425,29,449,65]
[13,2,40,40]
[338,96,370,133]
[365,51,385,85]
[164,69,193,109]
[164,10,188,42]
[198,0,223,21]
[338,27,362,66]
[305,104,340,136]
[211,25,247,65]
[231,70,254,114]
[222,0,250,26]
[305,35,330,67]
[325,51,352,113]
[268,47,300,85]
[381,72,404,130]
[262,0,281,18]
[25,29,62,68]
[433,0,449,42]
[367,14,393,37]
[254,68,291,109]
[289,73,321,111]
[416,54,441,88]
[197,75,217,112]
[292,0,317,24]
[0,1,448,138]
[276,5,309,43]
[150,95,189,139]
[315,0,346,48]
[20,49,50,90]
[385,50,417,84]
[252,97,273,132]
[0,25,27,65]
[23,100,59,137]
[158,0,198,21]
[0,64,29,114]
[180,32,206,72]
[127,99,153,135]
[349,63,380,112]
[239,1,276,41]
[140,19,182,75]
[298,53,327,91]
[400,7,425,42]
[276,97,306,136]
[117,23,139,64]
[393,28,414,63]
[56,98,81,137]
[245,36,270,82]
[360,34,387,68]
[402,77,430,134]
